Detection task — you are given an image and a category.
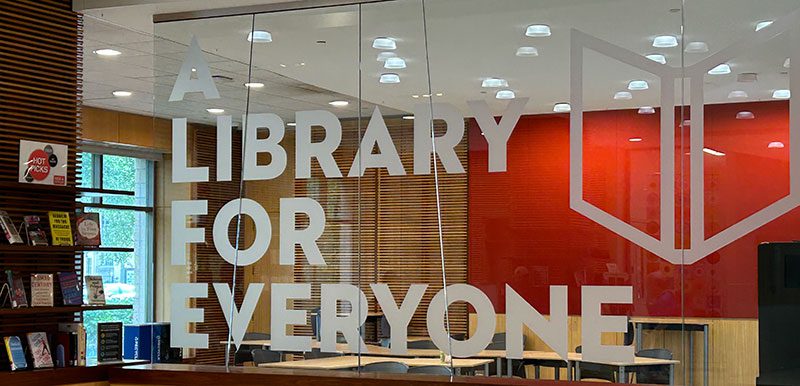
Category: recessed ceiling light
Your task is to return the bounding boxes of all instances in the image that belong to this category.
[93,48,121,56]
[773,89,791,99]
[736,111,755,119]
[645,54,666,64]
[703,147,725,156]
[685,41,709,53]
[206,108,225,114]
[329,100,349,107]
[384,57,406,69]
[372,37,396,50]
[768,141,785,149]
[422,94,432,98]
[279,64,287,68]
[412,94,420,98]
[299,62,306,66]
[614,91,633,100]
[244,82,265,88]
[247,30,273,43]
[755,20,774,31]
[379,73,400,84]
[287,122,297,127]
[629,137,643,142]
[191,68,197,72]
[481,77,508,88]
[652,35,678,48]
[708,63,731,75]
[435,92,443,97]
[628,80,649,90]
[553,103,570,112]
[638,106,656,114]
[516,46,539,57]
[402,115,414,120]
[525,24,551,37]
[112,90,132,97]
[728,90,748,98]
[784,58,791,68]
[377,52,396,62]
[496,90,515,99]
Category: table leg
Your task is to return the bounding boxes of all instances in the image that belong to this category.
[636,323,643,352]
[689,330,694,385]
[456,368,461,376]
[554,365,560,380]
[703,325,709,386]
[575,362,581,380]
[495,357,502,377]
[567,361,573,381]
[534,365,540,379]
[484,363,489,377]
[507,358,512,377]
[670,363,675,386]
[618,365,626,383]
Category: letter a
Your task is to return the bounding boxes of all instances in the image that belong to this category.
[169,35,220,102]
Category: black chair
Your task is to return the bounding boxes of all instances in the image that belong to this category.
[407,339,438,349]
[485,332,506,350]
[251,348,282,365]
[624,319,635,346]
[408,365,452,375]
[360,361,409,374]
[304,347,343,360]
[635,348,673,384]
[575,345,616,383]
[233,332,270,365]
[487,333,528,377]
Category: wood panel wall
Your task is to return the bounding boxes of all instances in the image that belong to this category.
[0,0,82,347]
[190,124,244,364]
[81,106,171,151]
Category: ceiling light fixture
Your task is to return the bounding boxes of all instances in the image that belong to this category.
[614,91,633,100]
[496,90,515,99]
[435,92,443,97]
[329,100,349,107]
[629,137,643,142]
[638,106,656,114]
[728,90,748,98]
[412,94,420,98]
[685,41,709,53]
[755,20,774,32]
[402,115,414,120]
[516,46,539,57]
[525,24,551,37]
[645,54,667,64]
[247,30,273,43]
[372,37,396,50]
[112,90,132,97]
[93,48,121,56]
[773,89,791,99]
[379,73,400,84]
[244,82,265,88]
[736,111,755,119]
[784,58,791,68]
[553,103,571,113]
[377,52,396,62]
[279,64,287,68]
[708,63,731,75]
[206,108,225,114]
[652,35,678,48]
[384,57,406,69]
[768,141,785,149]
[628,80,649,90]
[703,147,725,156]
[287,122,297,127]
[482,78,508,88]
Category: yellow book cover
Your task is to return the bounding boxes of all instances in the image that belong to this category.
[48,211,73,246]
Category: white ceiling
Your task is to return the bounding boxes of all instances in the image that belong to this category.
[82,0,800,126]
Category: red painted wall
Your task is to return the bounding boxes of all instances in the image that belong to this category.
[467,101,798,318]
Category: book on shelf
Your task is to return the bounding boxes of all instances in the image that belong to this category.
[58,271,83,306]
[26,332,54,369]
[75,211,101,246]
[0,210,23,244]
[5,270,28,308]
[123,322,182,363]
[48,211,73,246]
[22,215,48,246]
[58,323,86,366]
[55,332,72,367]
[30,273,54,307]
[3,336,28,371]
[97,322,123,363]
[84,275,105,305]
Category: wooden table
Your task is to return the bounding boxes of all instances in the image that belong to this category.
[258,355,493,376]
[632,316,709,386]
[574,353,679,385]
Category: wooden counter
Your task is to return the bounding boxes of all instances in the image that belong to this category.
[108,364,627,386]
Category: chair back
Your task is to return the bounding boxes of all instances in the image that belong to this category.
[243,332,270,341]
[575,345,616,383]
[408,365,452,375]
[623,319,635,346]
[251,349,282,365]
[232,332,270,365]
[361,361,409,374]
[304,347,343,360]
[407,340,438,349]
[635,348,673,385]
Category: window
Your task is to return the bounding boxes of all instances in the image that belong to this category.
[78,152,155,359]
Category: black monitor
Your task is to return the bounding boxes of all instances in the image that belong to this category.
[757,242,800,385]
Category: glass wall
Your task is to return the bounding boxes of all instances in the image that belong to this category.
[151,1,800,384]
